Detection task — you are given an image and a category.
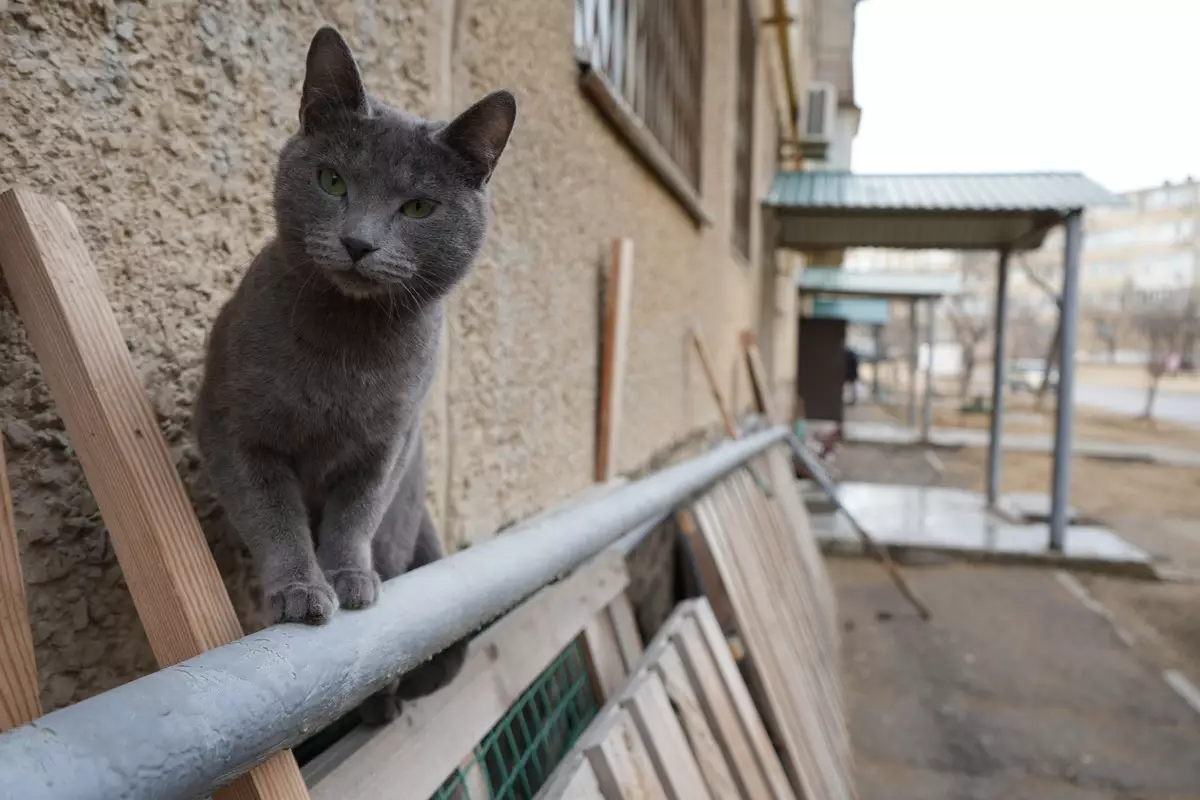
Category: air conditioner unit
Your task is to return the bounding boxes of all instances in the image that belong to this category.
[798,81,837,159]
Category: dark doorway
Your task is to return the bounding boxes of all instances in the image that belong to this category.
[797,317,847,421]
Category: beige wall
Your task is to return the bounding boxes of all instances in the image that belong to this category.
[1,0,792,710]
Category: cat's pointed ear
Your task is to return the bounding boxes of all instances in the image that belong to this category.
[436,90,517,186]
[300,27,367,132]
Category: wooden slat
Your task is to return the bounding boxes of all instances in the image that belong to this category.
[740,332,780,423]
[537,754,608,800]
[0,439,41,730]
[672,617,773,800]
[676,509,736,634]
[583,605,628,702]
[692,492,830,799]
[685,600,796,800]
[689,327,738,438]
[607,593,644,671]
[652,645,740,800]
[311,551,630,800]
[621,672,713,800]
[0,188,308,799]
[543,599,791,800]
[691,453,856,800]
[719,473,846,789]
[595,238,635,481]
[585,708,670,800]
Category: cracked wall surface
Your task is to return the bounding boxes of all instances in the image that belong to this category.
[1,0,793,710]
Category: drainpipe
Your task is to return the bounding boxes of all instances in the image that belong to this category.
[761,0,803,153]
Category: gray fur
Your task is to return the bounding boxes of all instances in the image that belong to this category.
[194,27,515,711]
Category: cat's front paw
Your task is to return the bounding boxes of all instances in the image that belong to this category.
[268,580,337,625]
[327,567,381,610]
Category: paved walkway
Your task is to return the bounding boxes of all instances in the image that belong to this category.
[834,559,1200,799]
[844,420,1200,468]
[1076,386,1200,429]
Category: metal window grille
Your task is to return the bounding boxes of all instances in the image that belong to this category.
[431,640,600,800]
[575,0,705,192]
[732,0,757,260]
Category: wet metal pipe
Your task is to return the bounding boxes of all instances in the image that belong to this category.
[0,426,787,800]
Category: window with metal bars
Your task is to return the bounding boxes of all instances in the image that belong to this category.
[574,0,706,219]
[732,0,757,261]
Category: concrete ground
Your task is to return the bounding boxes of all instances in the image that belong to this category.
[834,558,1200,800]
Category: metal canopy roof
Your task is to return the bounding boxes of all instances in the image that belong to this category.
[766,171,1120,251]
[798,267,961,299]
[810,297,891,325]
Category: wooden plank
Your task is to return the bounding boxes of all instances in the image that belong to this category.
[621,672,713,800]
[689,326,738,438]
[583,605,628,702]
[596,238,635,481]
[691,491,829,799]
[0,439,41,730]
[536,754,607,800]
[652,645,740,800]
[607,593,644,671]
[698,464,855,799]
[688,327,772,496]
[0,189,308,799]
[672,617,772,800]
[740,332,780,423]
[719,474,846,789]
[585,708,670,800]
[739,465,855,778]
[684,600,797,800]
[311,551,630,800]
[676,509,736,634]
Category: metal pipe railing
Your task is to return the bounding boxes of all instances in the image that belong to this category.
[0,426,788,800]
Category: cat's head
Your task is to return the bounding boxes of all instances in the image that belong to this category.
[275,27,516,303]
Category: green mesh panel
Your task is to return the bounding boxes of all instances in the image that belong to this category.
[432,640,599,800]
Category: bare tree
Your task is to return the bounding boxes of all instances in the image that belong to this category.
[1015,253,1063,409]
[1008,301,1055,359]
[945,299,990,399]
[1090,315,1119,363]
[1131,290,1195,419]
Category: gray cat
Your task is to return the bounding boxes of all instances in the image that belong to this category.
[194,26,515,719]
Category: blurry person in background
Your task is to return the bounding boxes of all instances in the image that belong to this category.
[844,346,861,406]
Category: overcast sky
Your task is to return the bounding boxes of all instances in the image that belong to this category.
[851,0,1200,193]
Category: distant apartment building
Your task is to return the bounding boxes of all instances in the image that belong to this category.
[1021,178,1200,360]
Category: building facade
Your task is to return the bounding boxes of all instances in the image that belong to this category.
[1,1,856,710]
[1020,179,1200,360]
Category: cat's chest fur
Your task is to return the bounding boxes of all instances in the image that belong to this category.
[204,249,441,491]
[259,306,438,471]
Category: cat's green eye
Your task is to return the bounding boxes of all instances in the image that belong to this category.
[399,198,437,219]
[317,167,347,197]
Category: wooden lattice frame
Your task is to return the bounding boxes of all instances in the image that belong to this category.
[0,188,310,799]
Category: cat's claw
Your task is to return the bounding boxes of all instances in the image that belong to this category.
[268,580,337,625]
[328,567,381,610]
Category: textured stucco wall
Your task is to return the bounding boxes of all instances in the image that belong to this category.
[0,0,436,711]
[1,0,786,711]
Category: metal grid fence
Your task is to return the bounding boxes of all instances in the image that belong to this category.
[433,641,600,800]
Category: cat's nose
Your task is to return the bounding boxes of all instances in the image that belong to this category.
[341,236,378,263]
